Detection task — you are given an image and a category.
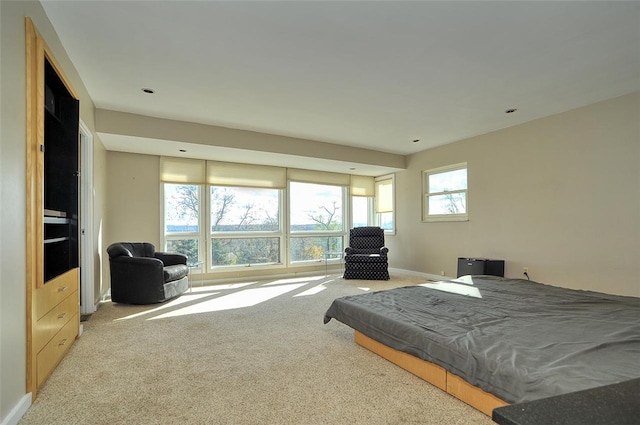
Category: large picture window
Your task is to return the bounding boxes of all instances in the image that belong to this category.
[422,163,468,222]
[289,182,345,263]
[161,158,372,272]
[210,186,282,267]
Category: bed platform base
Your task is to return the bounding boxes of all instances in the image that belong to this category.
[354,330,508,416]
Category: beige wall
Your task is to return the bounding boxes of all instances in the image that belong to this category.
[1,2,29,418]
[97,109,406,172]
[1,1,107,421]
[106,152,161,248]
[387,92,639,297]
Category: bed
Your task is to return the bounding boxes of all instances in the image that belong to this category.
[323,275,640,415]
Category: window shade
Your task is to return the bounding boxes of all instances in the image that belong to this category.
[207,161,286,188]
[375,178,393,213]
[287,168,350,186]
[160,157,206,184]
[350,175,375,197]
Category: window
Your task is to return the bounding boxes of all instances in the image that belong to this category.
[352,196,373,227]
[351,174,375,228]
[210,186,282,267]
[375,174,395,233]
[423,163,468,222]
[163,183,202,264]
[289,182,345,263]
[161,157,368,272]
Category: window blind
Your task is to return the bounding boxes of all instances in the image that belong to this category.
[160,157,206,184]
[207,160,286,189]
[375,178,393,213]
[287,168,350,186]
[350,175,375,197]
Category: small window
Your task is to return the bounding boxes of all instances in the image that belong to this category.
[423,163,468,222]
[375,174,395,233]
[352,196,373,228]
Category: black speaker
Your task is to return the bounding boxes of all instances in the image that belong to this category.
[457,258,505,278]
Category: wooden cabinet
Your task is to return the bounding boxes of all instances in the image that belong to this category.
[33,269,79,388]
[26,18,80,398]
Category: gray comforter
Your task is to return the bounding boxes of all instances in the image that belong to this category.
[323,276,640,403]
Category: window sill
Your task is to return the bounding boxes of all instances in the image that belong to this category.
[423,215,468,223]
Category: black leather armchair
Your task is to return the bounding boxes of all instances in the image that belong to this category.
[343,227,390,280]
[107,242,189,304]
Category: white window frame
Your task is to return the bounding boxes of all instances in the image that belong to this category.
[288,181,347,267]
[422,163,468,222]
[161,183,205,266]
[207,185,285,271]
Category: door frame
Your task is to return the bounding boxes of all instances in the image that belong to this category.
[79,120,96,314]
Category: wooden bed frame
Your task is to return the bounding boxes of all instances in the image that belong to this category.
[355,330,508,416]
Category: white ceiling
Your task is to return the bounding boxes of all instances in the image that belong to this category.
[41,1,640,172]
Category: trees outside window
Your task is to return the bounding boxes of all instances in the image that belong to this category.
[164,184,200,264]
[210,186,281,267]
[422,163,468,222]
[163,179,351,269]
[289,182,345,263]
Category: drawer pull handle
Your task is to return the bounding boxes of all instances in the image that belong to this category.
[57,286,68,292]
[58,338,68,346]
[57,312,67,319]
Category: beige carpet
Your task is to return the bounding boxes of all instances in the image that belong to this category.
[19,274,495,425]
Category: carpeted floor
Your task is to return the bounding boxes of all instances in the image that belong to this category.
[19,273,495,425]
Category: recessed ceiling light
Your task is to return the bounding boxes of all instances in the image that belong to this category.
[142,88,155,94]
[505,108,517,114]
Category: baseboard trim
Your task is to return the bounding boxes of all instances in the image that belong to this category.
[388,267,453,282]
[1,393,31,425]
[193,268,451,288]
[195,268,342,287]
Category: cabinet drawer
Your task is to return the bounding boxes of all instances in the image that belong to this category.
[35,268,79,319]
[34,291,78,353]
[36,313,78,388]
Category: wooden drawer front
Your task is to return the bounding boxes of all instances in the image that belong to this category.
[36,313,78,388]
[34,291,77,353]
[35,268,79,320]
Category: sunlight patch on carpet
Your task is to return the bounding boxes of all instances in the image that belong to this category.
[263,275,326,286]
[294,284,327,297]
[191,282,255,291]
[114,292,217,321]
[149,283,308,319]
